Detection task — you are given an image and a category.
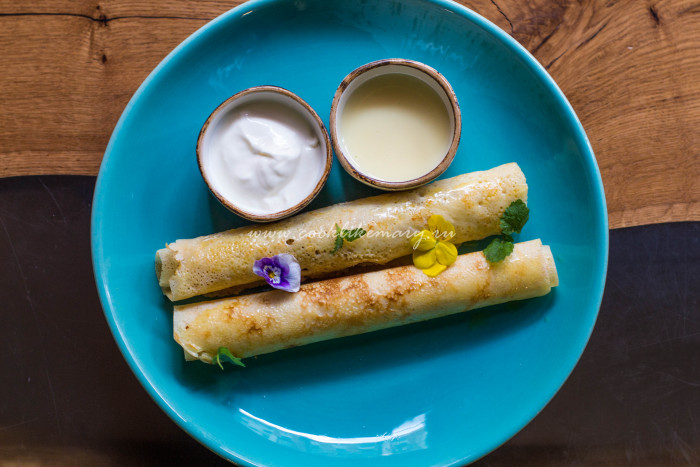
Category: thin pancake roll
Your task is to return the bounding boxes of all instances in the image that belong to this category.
[157,163,528,300]
[174,240,558,362]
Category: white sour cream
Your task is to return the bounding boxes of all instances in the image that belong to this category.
[204,100,325,216]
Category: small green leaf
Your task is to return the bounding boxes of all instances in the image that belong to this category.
[331,224,344,254]
[483,237,515,263]
[341,227,367,242]
[213,347,245,370]
[500,199,529,235]
[331,224,366,254]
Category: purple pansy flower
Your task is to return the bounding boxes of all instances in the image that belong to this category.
[253,254,301,293]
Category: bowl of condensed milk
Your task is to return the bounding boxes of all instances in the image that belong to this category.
[330,59,461,191]
[197,86,332,222]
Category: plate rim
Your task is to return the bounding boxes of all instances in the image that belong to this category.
[90,0,609,465]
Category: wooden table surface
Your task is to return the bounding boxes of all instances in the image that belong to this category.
[0,1,698,228]
[0,3,698,465]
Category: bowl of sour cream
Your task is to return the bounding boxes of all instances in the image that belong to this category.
[330,59,461,191]
[197,86,332,222]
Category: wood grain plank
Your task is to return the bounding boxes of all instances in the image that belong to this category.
[0,0,697,228]
[0,1,238,176]
[507,0,700,229]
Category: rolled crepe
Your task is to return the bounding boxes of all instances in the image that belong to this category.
[174,239,557,362]
[157,163,527,301]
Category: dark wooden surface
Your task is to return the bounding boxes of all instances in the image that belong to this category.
[0,0,698,228]
[0,176,698,465]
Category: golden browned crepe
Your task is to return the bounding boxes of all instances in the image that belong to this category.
[157,163,528,301]
[174,239,557,362]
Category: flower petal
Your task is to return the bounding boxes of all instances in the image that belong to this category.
[410,230,436,251]
[280,258,301,292]
[274,278,299,293]
[428,215,456,242]
[252,257,272,278]
[252,254,301,292]
[412,248,437,270]
[421,262,447,277]
[435,241,458,266]
[275,253,297,274]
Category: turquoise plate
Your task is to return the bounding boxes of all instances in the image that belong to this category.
[91,0,608,465]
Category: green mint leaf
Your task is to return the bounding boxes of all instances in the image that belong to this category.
[341,227,367,242]
[332,225,366,254]
[214,347,245,370]
[500,199,529,235]
[331,224,344,254]
[483,237,515,263]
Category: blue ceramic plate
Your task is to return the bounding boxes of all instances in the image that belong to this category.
[91,0,608,465]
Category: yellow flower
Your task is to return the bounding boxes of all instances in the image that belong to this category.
[410,215,458,277]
